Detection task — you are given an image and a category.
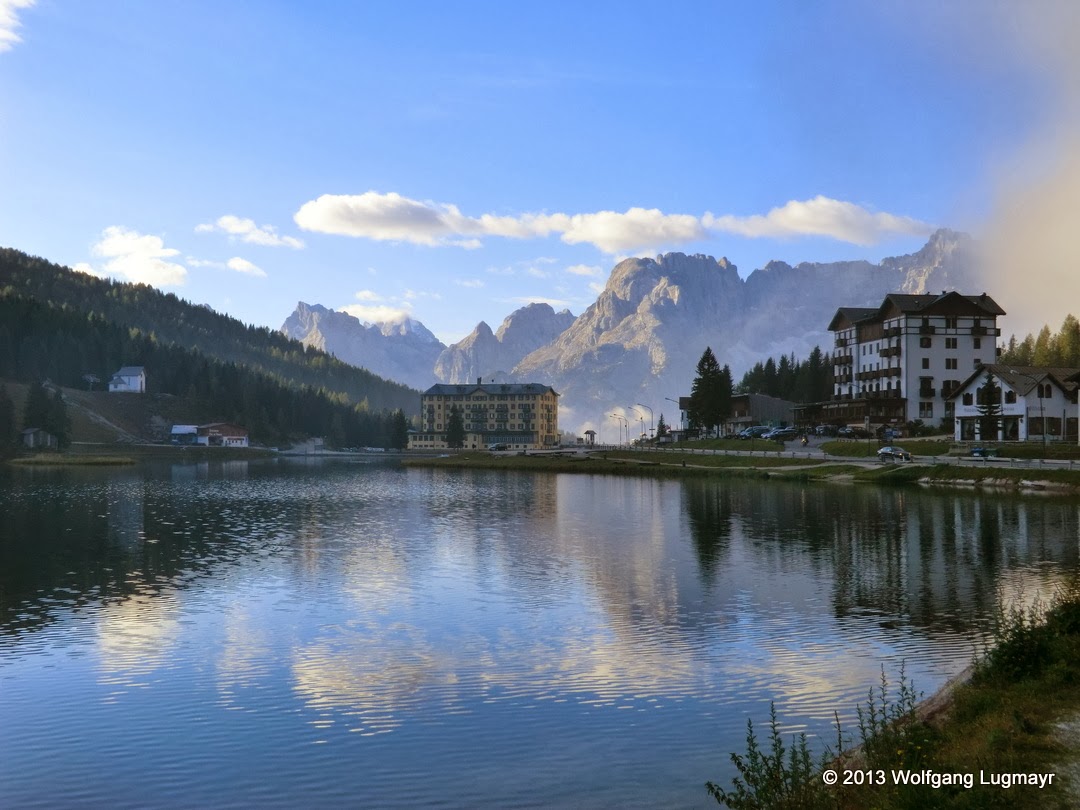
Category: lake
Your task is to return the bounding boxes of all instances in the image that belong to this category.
[1,460,1077,808]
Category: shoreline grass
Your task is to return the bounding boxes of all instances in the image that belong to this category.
[8,454,136,466]
[402,450,1080,493]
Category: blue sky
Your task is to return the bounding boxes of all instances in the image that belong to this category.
[1,1,1073,343]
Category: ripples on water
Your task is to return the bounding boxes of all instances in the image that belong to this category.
[1,460,1078,808]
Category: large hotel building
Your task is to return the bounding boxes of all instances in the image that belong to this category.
[408,379,560,450]
[817,291,1005,427]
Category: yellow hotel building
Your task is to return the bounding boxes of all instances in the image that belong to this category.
[408,379,560,450]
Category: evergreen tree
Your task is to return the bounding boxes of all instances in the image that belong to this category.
[46,389,72,449]
[22,380,50,430]
[0,384,14,453]
[390,409,409,450]
[655,413,669,439]
[445,405,465,448]
[976,371,1003,442]
[689,347,724,436]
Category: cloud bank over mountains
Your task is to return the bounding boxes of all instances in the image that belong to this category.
[293,191,934,254]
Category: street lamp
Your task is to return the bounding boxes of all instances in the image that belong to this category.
[664,397,683,432]
[610,413,627,446]
[635,402,654,436]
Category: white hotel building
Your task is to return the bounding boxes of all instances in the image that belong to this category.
[821,292,1005,428]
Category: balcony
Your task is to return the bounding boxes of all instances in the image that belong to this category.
[834,338,847,348]
[833,353,853,366]
[919,325,936,335]
[884,327,902,338]
[880,346,901,358]
[918,388,936,398]
[970,325,987,336]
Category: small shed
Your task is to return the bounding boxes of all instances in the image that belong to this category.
[22,427,58,450]
[170,425,199,445]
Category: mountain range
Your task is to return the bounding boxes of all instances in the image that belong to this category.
[281,229,981,432]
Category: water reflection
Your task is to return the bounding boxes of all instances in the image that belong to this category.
[1,462,1079,808]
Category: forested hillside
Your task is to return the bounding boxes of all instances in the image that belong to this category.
[0,294,408,447]
[0,248,417,413]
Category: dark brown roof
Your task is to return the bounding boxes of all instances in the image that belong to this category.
[947,364,1080,399]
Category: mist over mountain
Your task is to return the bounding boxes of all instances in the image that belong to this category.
[283,229,979,433]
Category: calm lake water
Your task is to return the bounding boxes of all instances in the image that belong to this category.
[1,460,1078,808]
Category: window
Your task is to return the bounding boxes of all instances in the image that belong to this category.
[962,393,973,406]
[922,357,930,369]
[973,338,981,349]
[1005,390,1016,404]
[919,337,932,349]
[973,359,982,368]
[945,401,955,417]
[945,337,958,349]
[945,358,958,370]
[919,402,934,419]
[945,316,958,329]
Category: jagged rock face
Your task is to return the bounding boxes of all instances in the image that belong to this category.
[281,302,445,392]
[281,230,980,433]
[433,302,576,384]
[514,230,980,432]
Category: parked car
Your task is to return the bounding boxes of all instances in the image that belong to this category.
[877,446,912,462]
[487,443,509,451]
[737,426,771,439]
[763,427,798,441]
[970,446,999,459]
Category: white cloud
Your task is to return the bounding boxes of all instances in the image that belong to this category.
[339,303,413,323]
[226,257,267,277]
[196,214,304,248]
[90,226,187,287]
[555,208,707,253]
[526,266,550,278]
[294,190,926,253]
[0,0,34,54]
[185,257,223,268]
[354,289,382,301]
[566,263,603,277]
[588,281,606,295]
[455,278,485,288]
[703,196,933,245]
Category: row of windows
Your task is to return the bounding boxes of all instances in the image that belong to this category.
[920,357,982,370]
[427,394,549,402]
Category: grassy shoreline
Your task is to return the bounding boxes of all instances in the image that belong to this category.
[402,450,1080,494]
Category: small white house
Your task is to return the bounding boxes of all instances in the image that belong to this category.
[109,366,146,393]
[950,364,1079,442]
[170,425,198,445]
[196,422,249,448]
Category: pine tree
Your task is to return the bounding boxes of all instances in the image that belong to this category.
[688,348,724,436]
[0,384,14,454]
[22,380,50,430]
[655,413,669,439]
[390,409,409,450]
[976,371,1003,442]
[445,405,465,448]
